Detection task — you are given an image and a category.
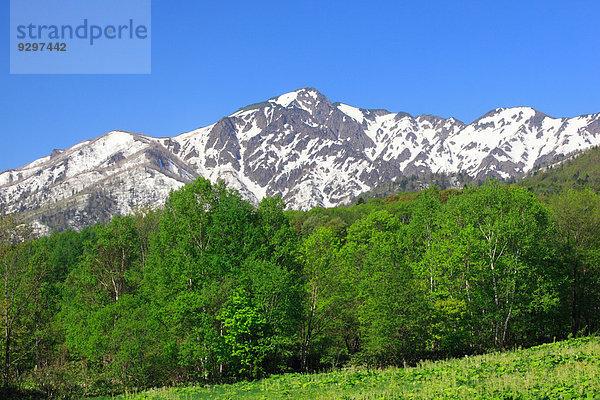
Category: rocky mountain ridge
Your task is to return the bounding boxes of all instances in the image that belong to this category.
[2,88,600,232]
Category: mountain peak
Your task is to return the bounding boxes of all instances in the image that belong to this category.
[3,89,600,234]
[471,106,539,125]
[231,88,328,117]
[269,87,327,107]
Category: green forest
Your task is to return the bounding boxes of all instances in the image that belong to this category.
[1,174,600,399]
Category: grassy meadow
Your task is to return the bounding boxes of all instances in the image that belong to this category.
[96,336,600,400]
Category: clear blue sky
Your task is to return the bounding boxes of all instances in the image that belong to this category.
[2,0,600,171]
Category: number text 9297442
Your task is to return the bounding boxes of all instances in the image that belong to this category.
[18,42,67,51]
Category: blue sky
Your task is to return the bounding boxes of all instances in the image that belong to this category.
[2,0,600,171]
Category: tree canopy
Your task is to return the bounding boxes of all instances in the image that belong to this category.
[2,178,600,398]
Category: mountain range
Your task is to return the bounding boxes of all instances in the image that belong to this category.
[2,87,600,233]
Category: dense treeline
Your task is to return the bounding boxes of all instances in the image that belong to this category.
[1,178,599,398]
[521,145,600,196]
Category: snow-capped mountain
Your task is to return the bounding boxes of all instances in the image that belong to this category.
[2,88,600,232]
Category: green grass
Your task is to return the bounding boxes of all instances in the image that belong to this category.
[95,336,600,400]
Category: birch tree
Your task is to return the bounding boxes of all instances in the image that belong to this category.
[0,214,41,387]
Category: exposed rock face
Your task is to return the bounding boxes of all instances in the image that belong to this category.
[2,88,600,232]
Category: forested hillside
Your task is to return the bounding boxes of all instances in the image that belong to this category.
[347,172,473,204]
[519,145,600,195]
[1,178,599,399]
